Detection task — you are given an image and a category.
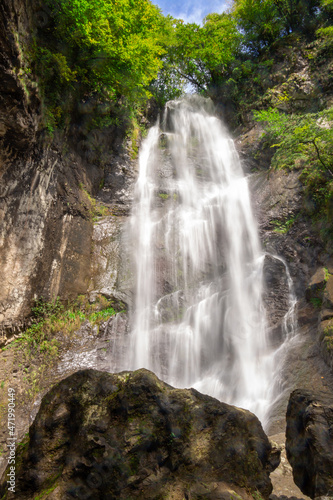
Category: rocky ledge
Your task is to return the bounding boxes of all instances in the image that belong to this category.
[286,389,333,499]
[0,368,280,500]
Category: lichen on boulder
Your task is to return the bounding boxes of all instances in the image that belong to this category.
[0,368,280,499]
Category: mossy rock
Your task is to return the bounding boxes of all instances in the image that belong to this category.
[0,369,280,499]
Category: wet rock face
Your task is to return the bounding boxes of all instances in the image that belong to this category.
[0,143,96,340]
[0,369,280,500]
[263,254,291,344]
[89,215,134,308]
[250,169,325,323]
[286,389,333,498]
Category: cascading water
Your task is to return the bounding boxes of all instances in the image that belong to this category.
[115,96,296,426]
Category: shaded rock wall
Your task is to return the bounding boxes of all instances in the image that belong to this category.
[305,266,333,372]
[0,368,280,500]
[88,149,137,308]
[233,35,333,318]
[0,0,40,152]
[286,389,333,498]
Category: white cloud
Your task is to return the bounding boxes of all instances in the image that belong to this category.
[178,6,205,24]
[169,0,228,25]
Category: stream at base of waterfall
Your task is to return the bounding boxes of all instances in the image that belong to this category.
[110,96,297,429]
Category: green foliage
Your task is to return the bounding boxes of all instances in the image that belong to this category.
[44,0,168,100]
[34,483,59,500]
[324,266,331,281]
[254,107,333,172]
[8,294,125,400]
[158,193,169,200]
[315,25,333,56]
[28,0,332,134]
[233,0,322,55]
[219,56,275,123]
[12,295,124,358]
[149,58,186,107]
[271,216,297,233]
[31,296,64,321]
[252,491,264,500]
[128,118,142,160]
[32,0,172,134]
[271,0,322,35]
[79,185,111,220]
[232,0,283,54]
[323,325,333,351]
[162,0,330,110]
[168,13,242,91]
[254,107,333,215]
[88,306,118,324]
[310,296,323,307]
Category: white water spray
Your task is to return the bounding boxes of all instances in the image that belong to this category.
[119,97,296,425]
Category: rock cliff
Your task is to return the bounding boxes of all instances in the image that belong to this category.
[0,0,89,338]
[0,0,135,342]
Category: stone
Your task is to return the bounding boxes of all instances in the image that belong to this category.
[319,319,333,371]
[305,268,326,302]
[269,432,307,499]
[263,254,291,344]
[0,369,280,500]
[323,276,333,309]
[320,310,333,321]
[326,258,333,275]
[286,389,333,499]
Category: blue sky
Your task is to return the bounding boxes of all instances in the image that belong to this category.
[153,0,228,24]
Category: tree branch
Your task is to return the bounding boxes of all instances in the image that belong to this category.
[174,68,207,91]
[312,139,333,177]
[303,138,333,177]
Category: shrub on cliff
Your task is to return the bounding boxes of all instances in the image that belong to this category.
[254,107,333,226]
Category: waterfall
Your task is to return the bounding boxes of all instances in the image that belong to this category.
[115,96,296,426]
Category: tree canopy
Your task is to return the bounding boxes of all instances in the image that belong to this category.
[168,14,242,90]
[33,0,333,131]
[47,0,170,99]
[35,0,173,130]
[159,0,332,95]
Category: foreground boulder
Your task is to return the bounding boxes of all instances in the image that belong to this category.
[1,369,279,499]
[286,389,333,498]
